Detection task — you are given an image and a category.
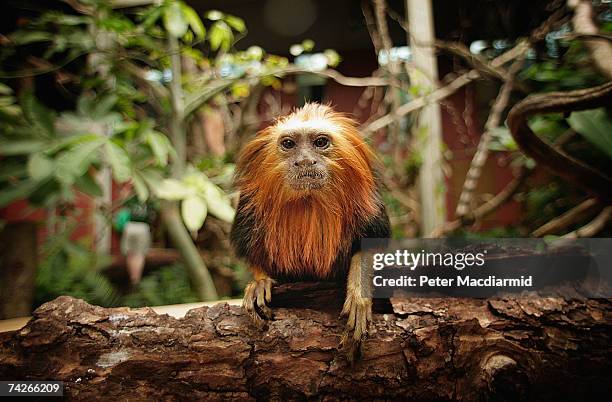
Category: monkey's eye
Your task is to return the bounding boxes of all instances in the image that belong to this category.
[314,136,329,149]
[281,139,296,150]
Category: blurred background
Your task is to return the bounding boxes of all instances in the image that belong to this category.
[0,0,610,320]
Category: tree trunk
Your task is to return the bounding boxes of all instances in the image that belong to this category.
[0,222,37,319]
[160,201,218,301]
[1,283,610,401]
[161,34,218,301]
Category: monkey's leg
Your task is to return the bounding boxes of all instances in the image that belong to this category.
[340,252,372,362]
[242,268,275,327]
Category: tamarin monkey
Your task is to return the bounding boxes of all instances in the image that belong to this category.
[230,103,390,359]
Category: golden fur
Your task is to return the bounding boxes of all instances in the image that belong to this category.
[235,104,379,278]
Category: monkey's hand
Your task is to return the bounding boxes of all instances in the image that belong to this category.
[242,270,275,328]
[339,252,371,363]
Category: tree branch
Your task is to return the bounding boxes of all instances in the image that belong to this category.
[568,0,612,80]
[429,166,531,238]
[1,293,610,400]
[533,198,600,237]
[455,56,526,218]
[361,41,531,135]
[507,82,612,202]
[562,205,612,238]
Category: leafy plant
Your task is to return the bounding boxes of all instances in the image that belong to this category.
[35,232,118,309]
[0,87,173,210]
[155,167,235,232]
[1,0,345,302]
[121,263,198,307]
[567,108,612,160]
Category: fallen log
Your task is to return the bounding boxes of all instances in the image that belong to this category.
[0,283,610,401]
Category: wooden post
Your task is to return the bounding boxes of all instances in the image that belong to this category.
[406,0,446,235]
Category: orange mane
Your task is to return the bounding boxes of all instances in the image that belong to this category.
[235,104,379,278]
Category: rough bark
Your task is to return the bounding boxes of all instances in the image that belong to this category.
[0,283,610,401]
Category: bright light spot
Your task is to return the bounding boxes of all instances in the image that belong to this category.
[469,40,488,55]
[378,46,411,66]
[295,53,328,71]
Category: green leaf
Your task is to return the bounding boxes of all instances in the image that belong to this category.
[184,79,234,116]
[0,162,27,182]
[92,94,118,117]
[180,3,205,38]
[145,130,172,166]
[323,49,341,67]
[132,173,149,203]
[54,138,105,185]
[27,153,54,180]
[155,178,193,200]
[0,179,40,208]
[104,142,131,183]
[224,15,245,32]
[181,195,208,232]
[0,83,12,95]
[567,108,612,159]
[163,1,188,38]
[21,93,56,135]
[27,177,59,207]
[289,44,303,56]
[246,46,263,60]
[75,173,103,197]
[488,126,518,152]
[202,181,234,222]
[140,5,163,28]
[77,94,94,115]
[0,96,16,107]
[301,39,315,51]
[140,168,165,190]
[205,10,223,21]
[0,140,47,156]
[53,14,89,25]
[9,31,53,45]
[208,21,232,51]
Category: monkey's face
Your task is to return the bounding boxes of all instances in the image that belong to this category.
[277,129,332,191]
[236,103,375,203]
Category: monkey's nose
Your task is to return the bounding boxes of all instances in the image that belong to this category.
[294,158,317,167]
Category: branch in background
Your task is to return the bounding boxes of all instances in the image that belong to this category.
[383,176,421,217]
[163,34,218,301]
[507,82,612,202]
[562,205,612,238]
[532,198,600,237]
[374,0,406,170]
[568,0,612,80]
[363,4,566,136]
[564,33,612,42]
[361,0,383,55]
[160,201,218,301]
[435,41,512,82]
[434,41,529,93]
[429,166,531,238]
[455,55,526,218]
[297,68,388,88]
[121,61,167,115]
[361,41,531,135]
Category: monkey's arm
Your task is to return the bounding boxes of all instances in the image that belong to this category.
[340,252,371,362]
[242,267,274,327]
[341,203,391,361]
[230,194,276,326]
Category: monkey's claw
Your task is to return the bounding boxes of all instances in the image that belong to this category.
[340,292,372,363]
[242,277,275,328]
